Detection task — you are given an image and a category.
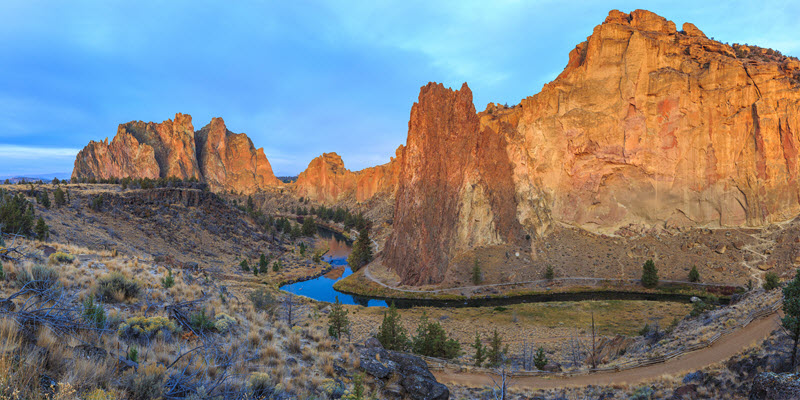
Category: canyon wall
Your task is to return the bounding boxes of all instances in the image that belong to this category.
[383,9,800,284]
[293,148,403,204]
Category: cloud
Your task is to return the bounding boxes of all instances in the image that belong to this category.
[0,145,79,159]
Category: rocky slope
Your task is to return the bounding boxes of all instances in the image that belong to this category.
[383,9,800,285]
[73,114,280,194]
[294,148,403,203]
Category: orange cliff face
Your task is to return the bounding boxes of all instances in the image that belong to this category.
[383,9,800,285]
[293,148,403,204]
[72,114,281,194]
[196,117,281,193]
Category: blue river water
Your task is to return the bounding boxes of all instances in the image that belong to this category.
[280,228,389,307]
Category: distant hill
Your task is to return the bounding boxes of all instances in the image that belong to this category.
[0,172,71,183]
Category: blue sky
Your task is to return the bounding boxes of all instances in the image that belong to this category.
[1,1,798,177]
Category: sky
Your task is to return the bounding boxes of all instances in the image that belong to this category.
[1,1,799,177]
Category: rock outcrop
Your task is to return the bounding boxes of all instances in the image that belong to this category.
[749,372,800,399]
[383,9,800,284]
[358,343,449,400]
[294,148,403,203]
[73,114,280,194]
[195,117,280,193]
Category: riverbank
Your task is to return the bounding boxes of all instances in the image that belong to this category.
[333,264,742,307]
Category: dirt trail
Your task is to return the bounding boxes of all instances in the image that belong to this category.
[434,311,780,389]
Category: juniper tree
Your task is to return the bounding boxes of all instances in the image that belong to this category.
[471,332,486,367]
[412,313,461,359]
[53,187,66,207]
[641,259,658,288]
[486,328,509,367]
[471,259,482,285]
[347,227,373,271]
[688,265,700,282]
[240,259,250,272]
[302,216,317,236]
[377,302,408,351]
[328,296,350,340]
[533,347,548,370]
[783,269,800,368]
[34,217,48,241]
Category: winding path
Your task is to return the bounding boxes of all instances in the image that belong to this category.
[434,311,780,389]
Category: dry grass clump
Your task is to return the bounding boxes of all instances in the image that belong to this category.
[123,364,166,400]
[286,332,302,354]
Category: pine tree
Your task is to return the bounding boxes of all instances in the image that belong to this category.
[471,259,482,285]
[302,216,317,236]
[347,227,373,271]
[272,260,281,272]
[486,328,509,367]
[291,223,302,240]
[411,313,461,359]
[53,187,66,207]
[240,259,250,272]
[533,346,548,370]
[38,191,51,209]
[377,302,408,351]
[259,254,269,273]
[783,269,800,368]
[471,332,486,367]
[545,265,555,280]
[688,265,700,282]
[641,259,659,288]
[328,296,350,340]
[34,217,48,241]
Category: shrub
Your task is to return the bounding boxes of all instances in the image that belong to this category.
[639,324,650,337]
[83,295,106,328]
[95,272,140,302]
[688,266,700,282]
[123,364,166,400]
[127,346,139,363]
[162,269,174,289]
[48,251,75,265]
[764,272,780,290]
[90,195,104,211]
[249,372,274,398]
[118,316,179,341]
[15,264,59,291]
[641,259,659,288]
[272,260,281,272]
[214,313,236,333]
[240,259,249,272]
[690,300,715,317]
[189,309,215,332]
[249,288,276,312]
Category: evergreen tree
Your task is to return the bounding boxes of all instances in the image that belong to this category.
[688,265,700,282]
[471,332,486,367]
[347,227,373,271]
[377,302,408,351]
[545,265,555,280]
[246,195,255,214]
[764,272,780,290]
[533,347,548,370]
[783,269,800,368]
[272,260,281,272]
[641,259,659,288]
[290,223,302,240]
[471,259,482,285]
[53,187,66,207]
[302,216,317,236]
[328,296,350,340]
[259,253,269,273]
[253,266,259,276]
[486,328,509,367]
[38,191,51,209]
[240,259,250,272]
[34,217,48,241]
[411,313,461,359]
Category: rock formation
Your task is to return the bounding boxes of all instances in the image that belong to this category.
[195,117,281,193]
[383,9,800,284]
[73,114,280,194]
[294,148,403,203]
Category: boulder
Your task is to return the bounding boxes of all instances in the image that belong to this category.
[749,372,800,399]
[358,347,449,400]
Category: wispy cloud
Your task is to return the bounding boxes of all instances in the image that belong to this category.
[0,145,79,159]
